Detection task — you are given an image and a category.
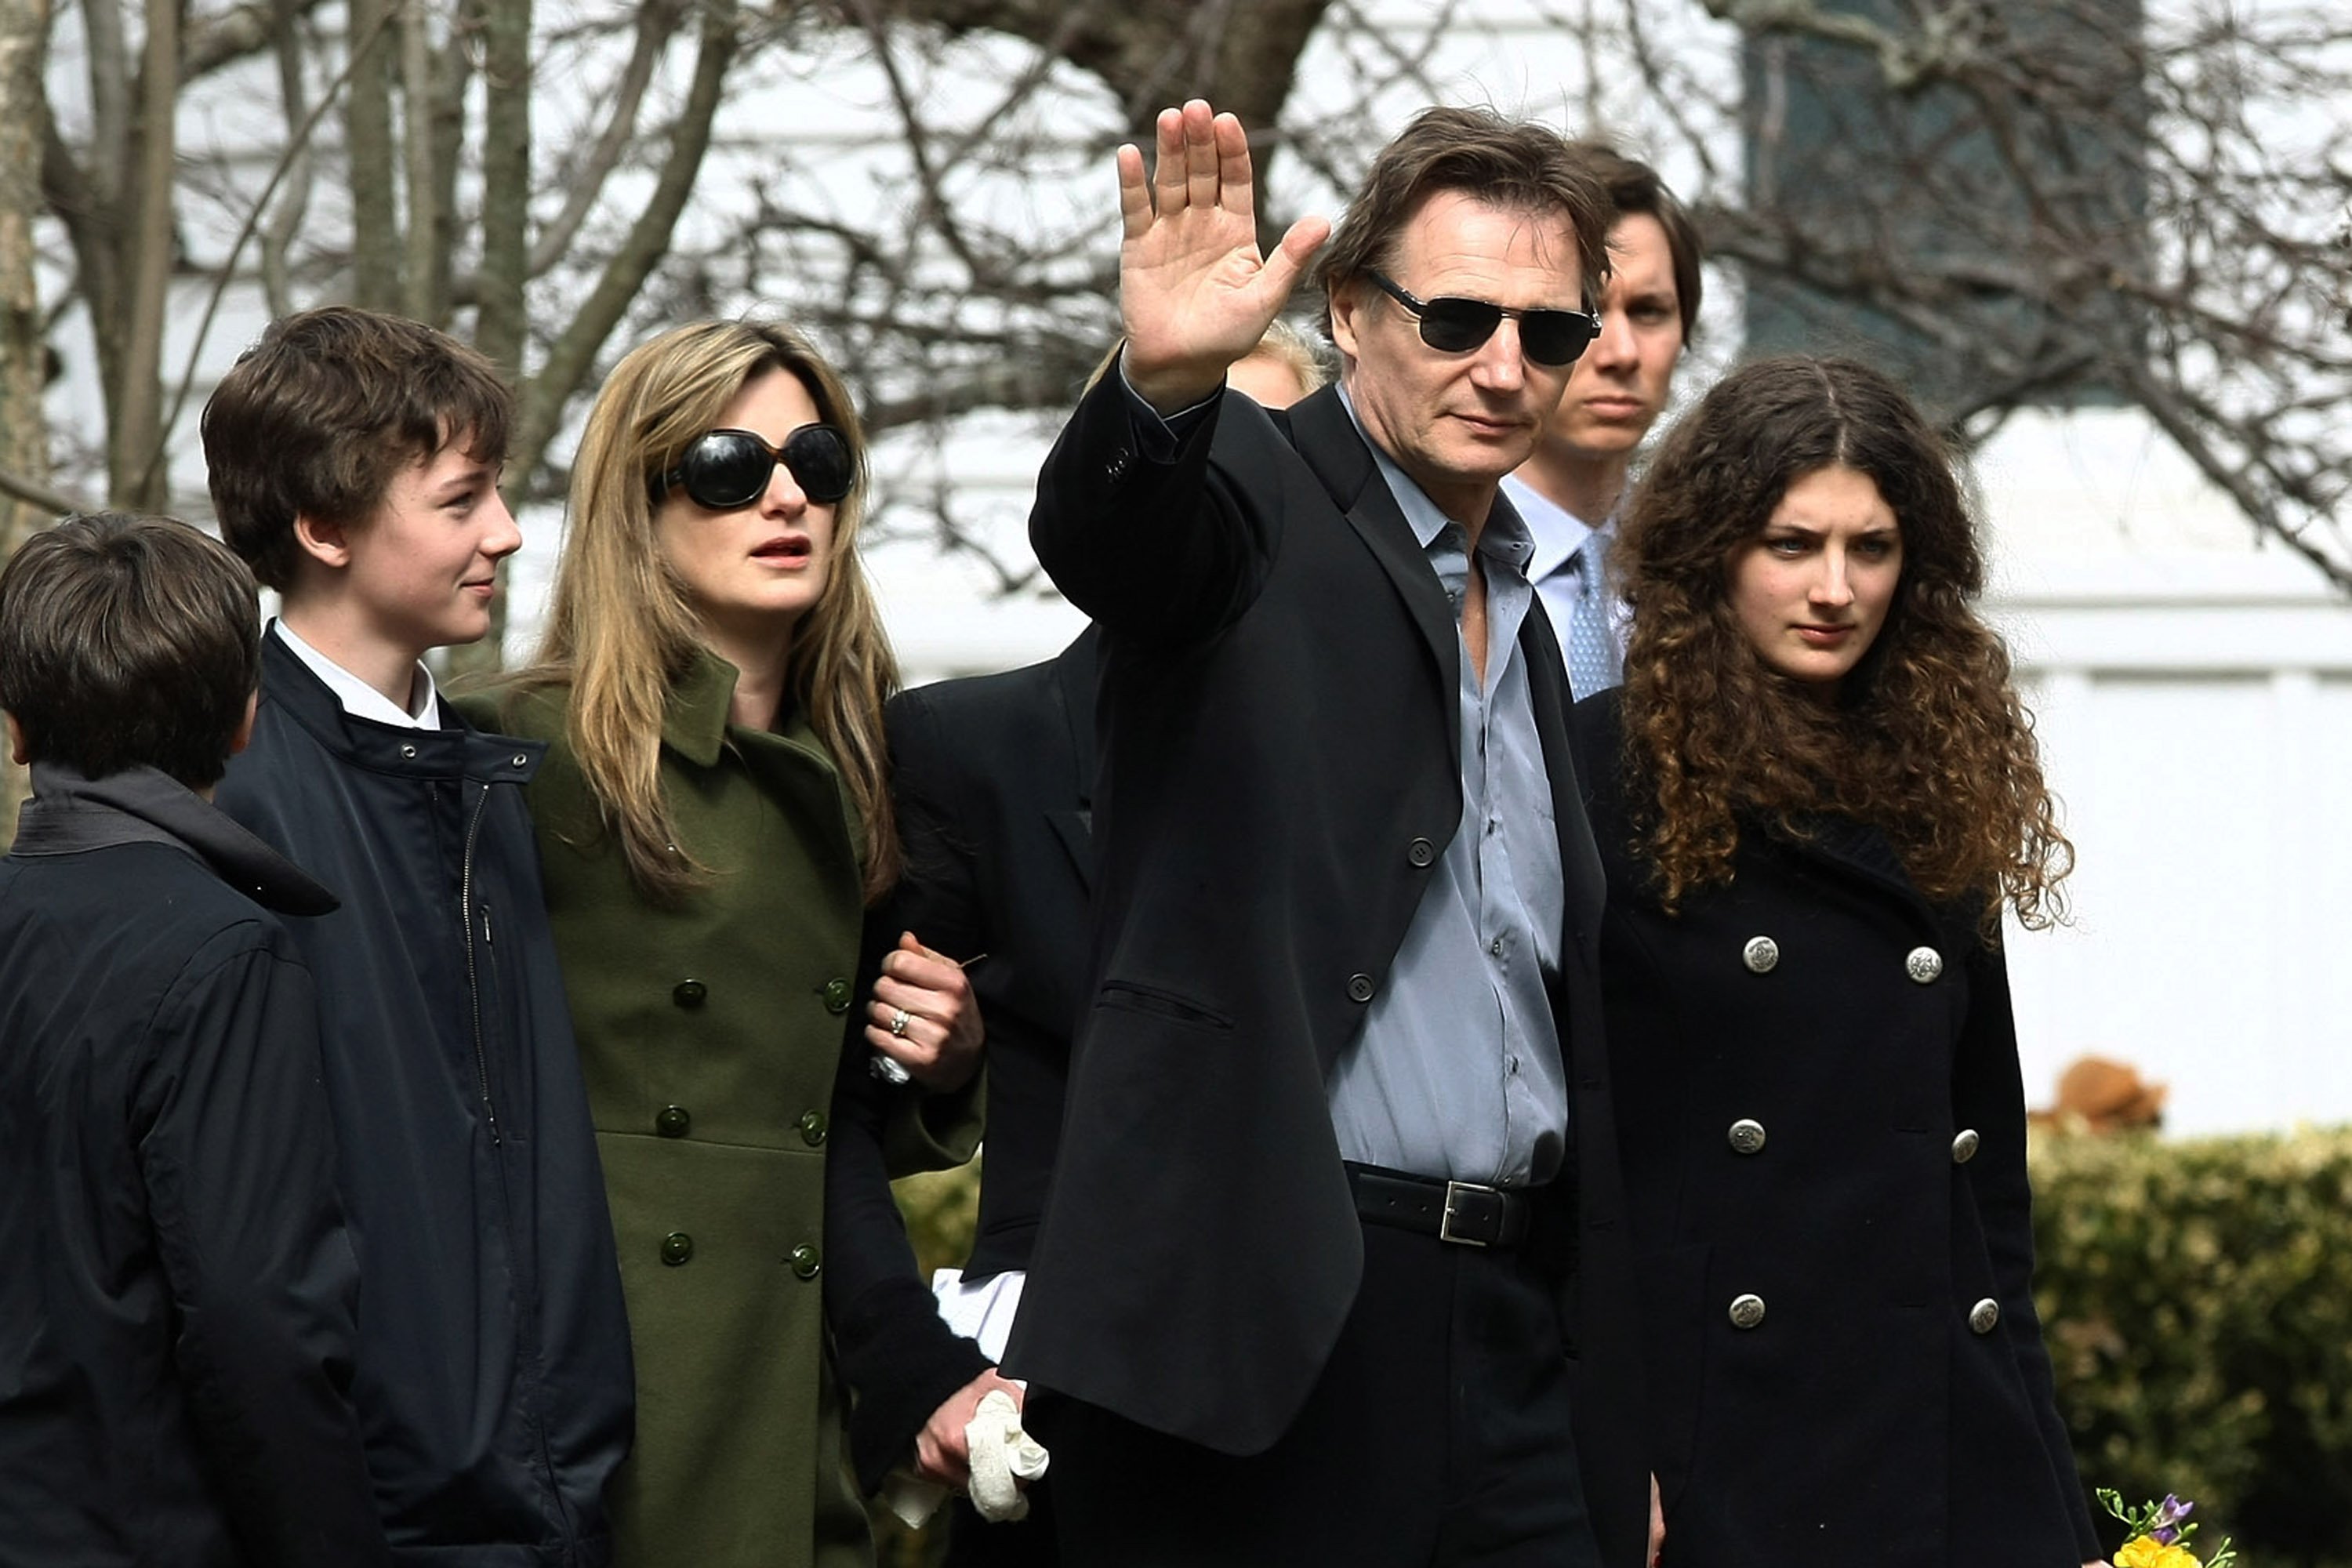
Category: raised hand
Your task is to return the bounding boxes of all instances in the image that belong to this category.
[1116,99,1330,414]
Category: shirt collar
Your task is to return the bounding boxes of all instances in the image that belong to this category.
[1335,387,1536,577]
[1499,473,1598,583]
[271,619,442,728]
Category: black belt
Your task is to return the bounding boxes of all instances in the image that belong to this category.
[1346,1163,1532,1248]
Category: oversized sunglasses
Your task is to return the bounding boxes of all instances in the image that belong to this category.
[649,424,855,510]
[1363,271,1600,367]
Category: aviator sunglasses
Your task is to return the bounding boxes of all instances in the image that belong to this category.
[649,424,855,510]
[1363,271,1601,367]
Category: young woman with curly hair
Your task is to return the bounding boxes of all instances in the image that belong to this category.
[1570,355,2102,1568]
[463,318,981,1567]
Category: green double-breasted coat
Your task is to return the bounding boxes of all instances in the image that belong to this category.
[471,654,957,1567]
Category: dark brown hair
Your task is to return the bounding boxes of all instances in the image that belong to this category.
[1613,354,2071,935]
[1315,106,1614,338]
[0,514,260,789]
[201,307,514,589]
[1566,140,1704,339]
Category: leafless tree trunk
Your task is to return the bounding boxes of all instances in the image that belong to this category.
[109,0,177,510]
[0,0,53,835]
[346,0,397,307]
[438,0,530,677]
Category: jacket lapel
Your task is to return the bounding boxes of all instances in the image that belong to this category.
[1282,390,1459,702]
[1519,610,1606,958]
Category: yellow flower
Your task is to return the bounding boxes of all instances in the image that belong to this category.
[2114,1536,2201,1568]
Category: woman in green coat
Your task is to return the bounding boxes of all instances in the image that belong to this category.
[470,319,980,1566]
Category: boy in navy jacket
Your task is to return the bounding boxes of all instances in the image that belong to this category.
[0,513,387,1567]
[205,309,633,1565]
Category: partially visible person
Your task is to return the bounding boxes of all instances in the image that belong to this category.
[826,331,1327,1567]
[1572,355,2101,1566]
[1225,316,1328,407]
[466,318,979,1568]
[0,514,387,1568]
[203,308,633,1564]
[1503,141,1702,697]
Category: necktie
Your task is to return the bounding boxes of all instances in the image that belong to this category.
[1565,530,1621,699]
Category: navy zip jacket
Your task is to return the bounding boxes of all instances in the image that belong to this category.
[0,764,386,1568]
[216,635,633,1566]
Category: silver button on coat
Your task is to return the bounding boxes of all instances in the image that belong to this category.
[1728,1293,1766,1330]
[1969,1298,2001,1334]
[1905,946,1944,984]
[1728,1118,1767,1156]
[1951,1128,1980,1163]
[1742,936,1780,974]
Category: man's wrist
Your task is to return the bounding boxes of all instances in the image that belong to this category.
[1119,343,1229,418]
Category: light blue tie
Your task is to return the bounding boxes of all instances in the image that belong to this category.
[1565,530,1621,699]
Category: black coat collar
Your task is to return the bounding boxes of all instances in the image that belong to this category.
[261,633,543,786]
[13,762,338,915]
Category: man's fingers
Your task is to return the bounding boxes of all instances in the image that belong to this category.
[1253,214,1331,307]
[1183,98,1221,213]
[1214,111,1255,218]
[1116,143,1151,239]
[1151,105,1187,205]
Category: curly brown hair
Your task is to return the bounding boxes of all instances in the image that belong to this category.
[1613,354,2071,936]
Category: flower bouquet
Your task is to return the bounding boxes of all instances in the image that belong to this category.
[2097,1490,2237,1568]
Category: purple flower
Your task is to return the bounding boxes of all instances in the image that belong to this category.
[2151,1496,2195,1544]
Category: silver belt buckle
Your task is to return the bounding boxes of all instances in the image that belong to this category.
[1439,1179,1501,1247]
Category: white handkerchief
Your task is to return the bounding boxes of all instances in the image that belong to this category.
[964,1388,1051,1523]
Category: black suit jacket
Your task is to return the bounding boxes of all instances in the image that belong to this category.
[889,630,1097,1279]
[1009,376,1646,1567]
[825,632,1097,1490]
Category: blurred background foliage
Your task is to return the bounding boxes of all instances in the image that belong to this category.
[2036,1126,2352,1566]
[873,1131,2352,1566]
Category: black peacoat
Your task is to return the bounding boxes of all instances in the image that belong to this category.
[1007,375,1648,1568]
[1570,691,2100,1568]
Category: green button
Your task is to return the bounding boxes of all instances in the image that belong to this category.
[655,1105,691,1138]
[660,1232,694,1266]
[797,1109,828,1147]
[822,977,852,1014]
[789,1243,822,1280]
[672,978,708,1010]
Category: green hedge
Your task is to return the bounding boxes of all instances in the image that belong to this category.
[2032,1126,2352,1565]
[871,1131,2352,1565]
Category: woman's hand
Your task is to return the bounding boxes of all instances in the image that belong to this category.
[866,931,984,1092]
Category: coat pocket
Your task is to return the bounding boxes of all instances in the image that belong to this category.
[1094,979,1236,1032]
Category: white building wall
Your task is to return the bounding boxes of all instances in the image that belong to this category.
[1979,412,2352,1134]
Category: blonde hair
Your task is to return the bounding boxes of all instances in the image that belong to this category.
[520,318,901,904]
[1243,318,1331,401]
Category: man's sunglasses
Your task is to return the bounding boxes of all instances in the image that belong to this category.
[649,424,856,510]
[1363,271,1600,367]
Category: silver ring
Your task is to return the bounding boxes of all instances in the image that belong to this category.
[888,1008,911,1037]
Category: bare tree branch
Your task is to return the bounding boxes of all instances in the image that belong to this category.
[512,0,739,484]
[520,0,675,278]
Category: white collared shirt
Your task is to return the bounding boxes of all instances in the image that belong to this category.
[1499,473,1632,659]
[271,619,444,729]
